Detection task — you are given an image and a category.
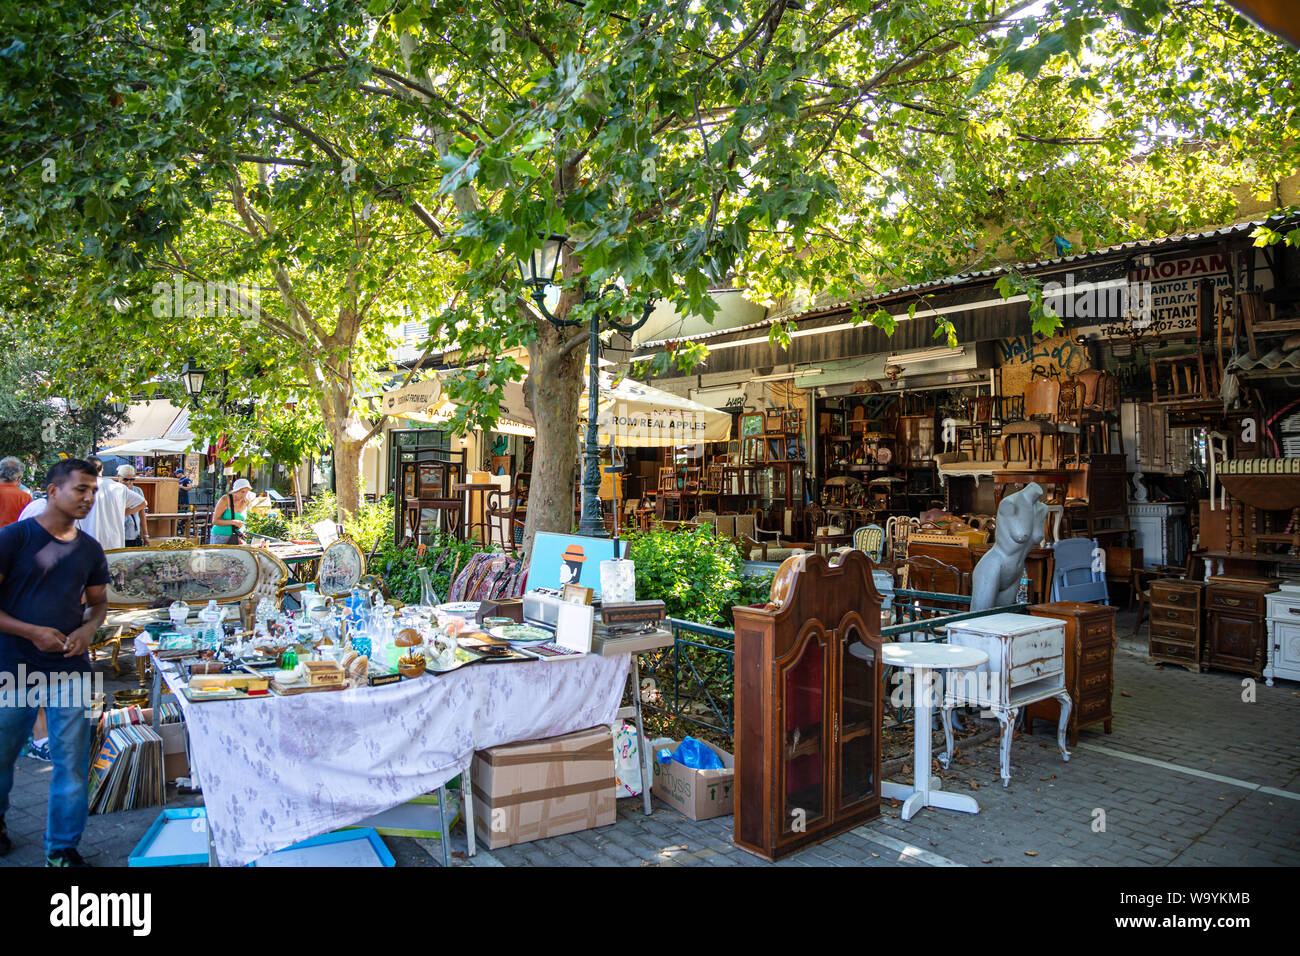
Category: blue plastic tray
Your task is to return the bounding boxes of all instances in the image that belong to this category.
[247,827,395,867]
[128,808,210,867]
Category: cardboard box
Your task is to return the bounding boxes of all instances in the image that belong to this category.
[157,721,190,782]
[471,726,616,849]
[650,739,735,821]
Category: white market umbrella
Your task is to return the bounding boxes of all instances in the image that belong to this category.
[589,372,732,448]
[103,437,196,456]
[427,368,731,448]
[381,375,536,437]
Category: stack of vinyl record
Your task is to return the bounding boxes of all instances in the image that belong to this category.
[87,706,177,815]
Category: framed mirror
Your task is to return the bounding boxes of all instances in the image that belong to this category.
[317,536,366,597]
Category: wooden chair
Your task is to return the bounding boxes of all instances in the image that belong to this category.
[1151,351,1209,402]
[487,472,529,551]
[885,515,919,560]
[738,509,792,561]
[679,466,702,520]
[1056,379,1084,466]
[954,395,995,462]
[656,466,679,521]
[405,496,464,543]
[1002,376,1060,468]
[1074,369,1115,457]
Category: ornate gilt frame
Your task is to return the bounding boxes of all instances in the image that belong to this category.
[315,534,367,598]
[102,542,267,609]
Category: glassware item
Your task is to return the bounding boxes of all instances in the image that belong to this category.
[308,594,333,633]
[197,600,223,653]
[417,567,440,608]
[255,597,275,630]
[280,646,297,669]
[600,558,636,603]
[168,601,189,629]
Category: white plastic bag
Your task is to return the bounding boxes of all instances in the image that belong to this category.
[612,721,645,798]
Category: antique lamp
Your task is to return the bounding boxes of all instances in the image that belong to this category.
[180,359,207,403]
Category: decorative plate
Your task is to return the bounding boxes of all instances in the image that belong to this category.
[490,624,553,645]
[435,602,481,614]
[426,646,484,674]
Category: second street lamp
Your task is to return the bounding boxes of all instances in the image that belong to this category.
[514,235,656,538]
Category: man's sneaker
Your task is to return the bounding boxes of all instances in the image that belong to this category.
[46,848,90,867]
[0,816,11,856]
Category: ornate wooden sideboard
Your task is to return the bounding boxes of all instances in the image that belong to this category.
[1204,576,1281,680]
[1025,601,1117,746]
[732,550,883,861]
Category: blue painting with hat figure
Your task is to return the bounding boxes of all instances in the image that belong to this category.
[528,533,621,596]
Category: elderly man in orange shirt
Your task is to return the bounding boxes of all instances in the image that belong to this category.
[0,458,32,529]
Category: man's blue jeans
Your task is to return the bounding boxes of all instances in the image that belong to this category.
[0,670,94,855]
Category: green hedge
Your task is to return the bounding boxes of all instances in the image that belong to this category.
[370,534,488,605]
[624,523,772,628]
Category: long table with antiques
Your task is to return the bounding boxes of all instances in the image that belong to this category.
[156,646,630,866]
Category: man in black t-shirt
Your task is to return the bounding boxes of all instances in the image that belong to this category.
[0,459,109,867]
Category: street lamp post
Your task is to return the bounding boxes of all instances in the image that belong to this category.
[515,235,655,538]
[180,359,240,501]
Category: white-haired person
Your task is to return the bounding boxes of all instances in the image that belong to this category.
[0,457,31,529]
[116,465,149,548]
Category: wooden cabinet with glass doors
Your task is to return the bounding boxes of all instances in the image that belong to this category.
[731,550,883,861]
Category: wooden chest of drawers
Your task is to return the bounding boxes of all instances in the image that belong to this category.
[1204,577,1281,680]
[1025,601,1118,746]
[1147,579,1204,671]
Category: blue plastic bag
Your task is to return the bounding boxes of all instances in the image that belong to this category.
[655,737,724,771]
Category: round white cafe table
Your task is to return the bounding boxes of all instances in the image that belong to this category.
[880,642,989,822]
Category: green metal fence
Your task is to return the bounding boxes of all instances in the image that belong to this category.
[639,618,736,737]
[637,594,1028,740]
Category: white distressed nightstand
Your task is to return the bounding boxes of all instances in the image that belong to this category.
[939,613,1072,787]
[1265,584,1300,685]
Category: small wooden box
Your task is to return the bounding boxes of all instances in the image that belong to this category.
[303,660,345,687]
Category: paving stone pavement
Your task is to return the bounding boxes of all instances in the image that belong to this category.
[3,610,1297,868]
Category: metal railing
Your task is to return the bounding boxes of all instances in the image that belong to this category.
[634,594,1034,742]
[638,618,736,737]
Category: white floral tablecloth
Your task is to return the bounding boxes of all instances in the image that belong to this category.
[162,654,629,866]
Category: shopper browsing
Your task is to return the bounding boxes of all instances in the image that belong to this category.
[0,458,110,867]
[78,456,146,551]
[116,465,149,547]
[210,478,254,544]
